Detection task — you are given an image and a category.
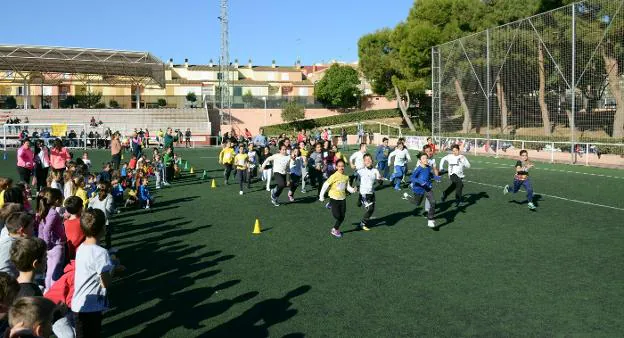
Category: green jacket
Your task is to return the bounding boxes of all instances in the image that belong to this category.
[163,153,174,166]
[164,133,178,150]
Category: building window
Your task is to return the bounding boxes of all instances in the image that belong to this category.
[233,87,242,96]
[281,73,289,81]
[267,72,275,81]
[298,87,308,96]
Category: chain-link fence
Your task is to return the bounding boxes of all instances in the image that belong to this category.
[432,0,624,166]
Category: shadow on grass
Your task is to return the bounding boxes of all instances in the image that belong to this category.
[508,194,543,207]
[435,191,490,228]
[199,285,311,338]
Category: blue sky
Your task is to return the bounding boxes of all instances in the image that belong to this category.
[0,0,414,66]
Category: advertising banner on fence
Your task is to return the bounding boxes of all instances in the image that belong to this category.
[51,124,67,137]
[405,136,428,151]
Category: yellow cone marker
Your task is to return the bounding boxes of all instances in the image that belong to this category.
[211,179,216,188]
[252,219,262,234]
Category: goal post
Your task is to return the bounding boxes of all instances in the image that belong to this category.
[2,123,88,151]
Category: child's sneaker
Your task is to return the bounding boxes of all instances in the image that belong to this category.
[503,184,509,195]
[145,205,150,209]
[330,228,342,238]
[301,188,306,194]
[239,190,244,195]
[528,202,536,210]
[356,222,370,231]
[325,202,331,209]
[288,192,294,202]
[427,220,436,228]
[271,193,280,206]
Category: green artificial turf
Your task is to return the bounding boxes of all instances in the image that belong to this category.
[1,147,622,337]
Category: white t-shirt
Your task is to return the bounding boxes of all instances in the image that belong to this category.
[440,154,471,178]
[71,244,114,313]
[349,151,366,170]
[289,157,304,176]
[357,167,380,195]
[263,154,290,175]
[248,150,258,168]
[389,149,411,166]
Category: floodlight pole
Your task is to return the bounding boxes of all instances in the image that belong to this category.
[570,4,576,164]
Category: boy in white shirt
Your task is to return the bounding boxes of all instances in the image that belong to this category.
[388,142,411,190]
[72,208,124,338]
[356,154,382,231]
[439,144,471,206]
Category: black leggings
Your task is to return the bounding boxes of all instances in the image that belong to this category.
[309,169,324,196]
[35,164,49,191]
[236,169,249,190]
[330,198,346,229]
[224,164,233,182]
[273,173,287,198]
[165,164,174,182]
[289,174,301,194]
[360,193,375,226]
[17,166,32,183]
[443,174,464,201]
[111,153,121,170]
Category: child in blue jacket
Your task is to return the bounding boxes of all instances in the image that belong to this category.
[410,153,440,229]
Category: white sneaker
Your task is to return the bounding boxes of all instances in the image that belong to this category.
[503,185,509,195]
[427,220,436,228]
[239,190,244,195]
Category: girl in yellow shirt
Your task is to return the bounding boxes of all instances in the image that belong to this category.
[72,175,89,208]
[319,159,356,238]
[219,141,236,185]
[234,147,249,195]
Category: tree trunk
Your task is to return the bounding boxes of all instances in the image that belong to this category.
[496,75,509,134]
[603,53,624,138]
[393,85,416,131]
[538,43,552,136]
[454,79,471,133]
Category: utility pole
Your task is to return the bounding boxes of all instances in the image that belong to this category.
[218,0,232,127]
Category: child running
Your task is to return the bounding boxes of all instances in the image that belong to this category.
[388,142,411,190]
[439,144,471,206]
[287,148,305,202]
[260,146,273,191]
[319,159,357,238]
[357,154,382,231]
[261,145,291,206]
[409,153,440,229]
[218,141,235,185]
[503,149,536,210]
[234,146,249,195]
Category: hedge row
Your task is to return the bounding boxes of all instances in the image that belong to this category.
[263,109,403,135]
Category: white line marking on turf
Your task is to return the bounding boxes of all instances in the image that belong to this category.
[470,160,624,180]
[465,180,624,211]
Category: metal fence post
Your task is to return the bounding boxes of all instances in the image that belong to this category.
[585,143,589,166]
[522,141,525,150]
[474,138,478,156]
[495,139,500,158]
[551,142,555,163]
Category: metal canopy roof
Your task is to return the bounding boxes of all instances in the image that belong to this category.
[0,44,166,87]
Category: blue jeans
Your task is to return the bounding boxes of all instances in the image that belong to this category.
[390,165,406,189]
[512,178,534,202]
[377,160,389,178]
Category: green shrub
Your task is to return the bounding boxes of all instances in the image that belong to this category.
[264,109,405,135]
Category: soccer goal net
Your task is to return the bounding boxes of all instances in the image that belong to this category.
[2,123,88,151]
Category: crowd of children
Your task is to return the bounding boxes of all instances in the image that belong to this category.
[0,134,190,337]
[218,133,538,239]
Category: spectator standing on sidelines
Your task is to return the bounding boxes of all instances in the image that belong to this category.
[110,133,122,170]
[185,128,192,148]
[16,140,34,188]
[163,127,178,151]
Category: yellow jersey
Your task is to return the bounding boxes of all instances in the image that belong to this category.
[325,172,349,200]
[219,148,235,165]
[234,153,249,170]
[0,190,5,208]
[300,148,309,157]
[74,187,89,208]
[335,151,347,163]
